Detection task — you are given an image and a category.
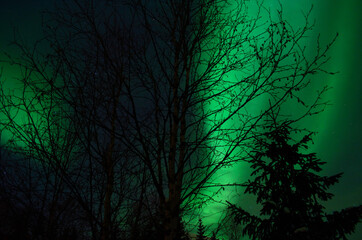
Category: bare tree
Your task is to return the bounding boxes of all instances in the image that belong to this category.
[119,1,336,239]
[0,1,135,238]
[0,65,83,239]
[0,0,337,240]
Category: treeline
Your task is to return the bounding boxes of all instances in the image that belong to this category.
[1,118,361,239]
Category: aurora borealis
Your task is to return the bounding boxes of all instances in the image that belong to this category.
[1,0,361,239]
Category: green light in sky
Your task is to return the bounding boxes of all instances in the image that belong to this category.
[1,1,360,239]
[194,0,334,235]
[0,61,67,157]
[194,0,267,230]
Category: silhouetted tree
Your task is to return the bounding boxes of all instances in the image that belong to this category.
[118,1,336,239]
[197,218,206,240]
[228,119,362,240]
[0,0,338,239]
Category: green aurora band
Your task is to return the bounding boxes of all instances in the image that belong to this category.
[0,0,361,239]
[195,1,362,239]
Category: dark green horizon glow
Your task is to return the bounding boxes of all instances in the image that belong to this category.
[0,0,46,147]
[0,0,361,239]
[0,66,38,147]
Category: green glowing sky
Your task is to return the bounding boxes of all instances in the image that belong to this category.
[198,1,362,239]
[1,0,361,239]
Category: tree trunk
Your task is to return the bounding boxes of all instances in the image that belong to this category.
[162,195,182,240]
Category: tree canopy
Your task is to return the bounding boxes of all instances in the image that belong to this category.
[228,120,362,240]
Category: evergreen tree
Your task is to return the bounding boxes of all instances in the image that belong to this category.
[197,218,206,240]
[228,122,362,240]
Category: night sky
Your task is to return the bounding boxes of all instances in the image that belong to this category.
[0,0,361,239]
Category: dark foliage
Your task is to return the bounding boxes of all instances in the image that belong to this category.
[228,123,362,240]
[210,231,217,240]
[197,218,206,240]
[179,221,191,240]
